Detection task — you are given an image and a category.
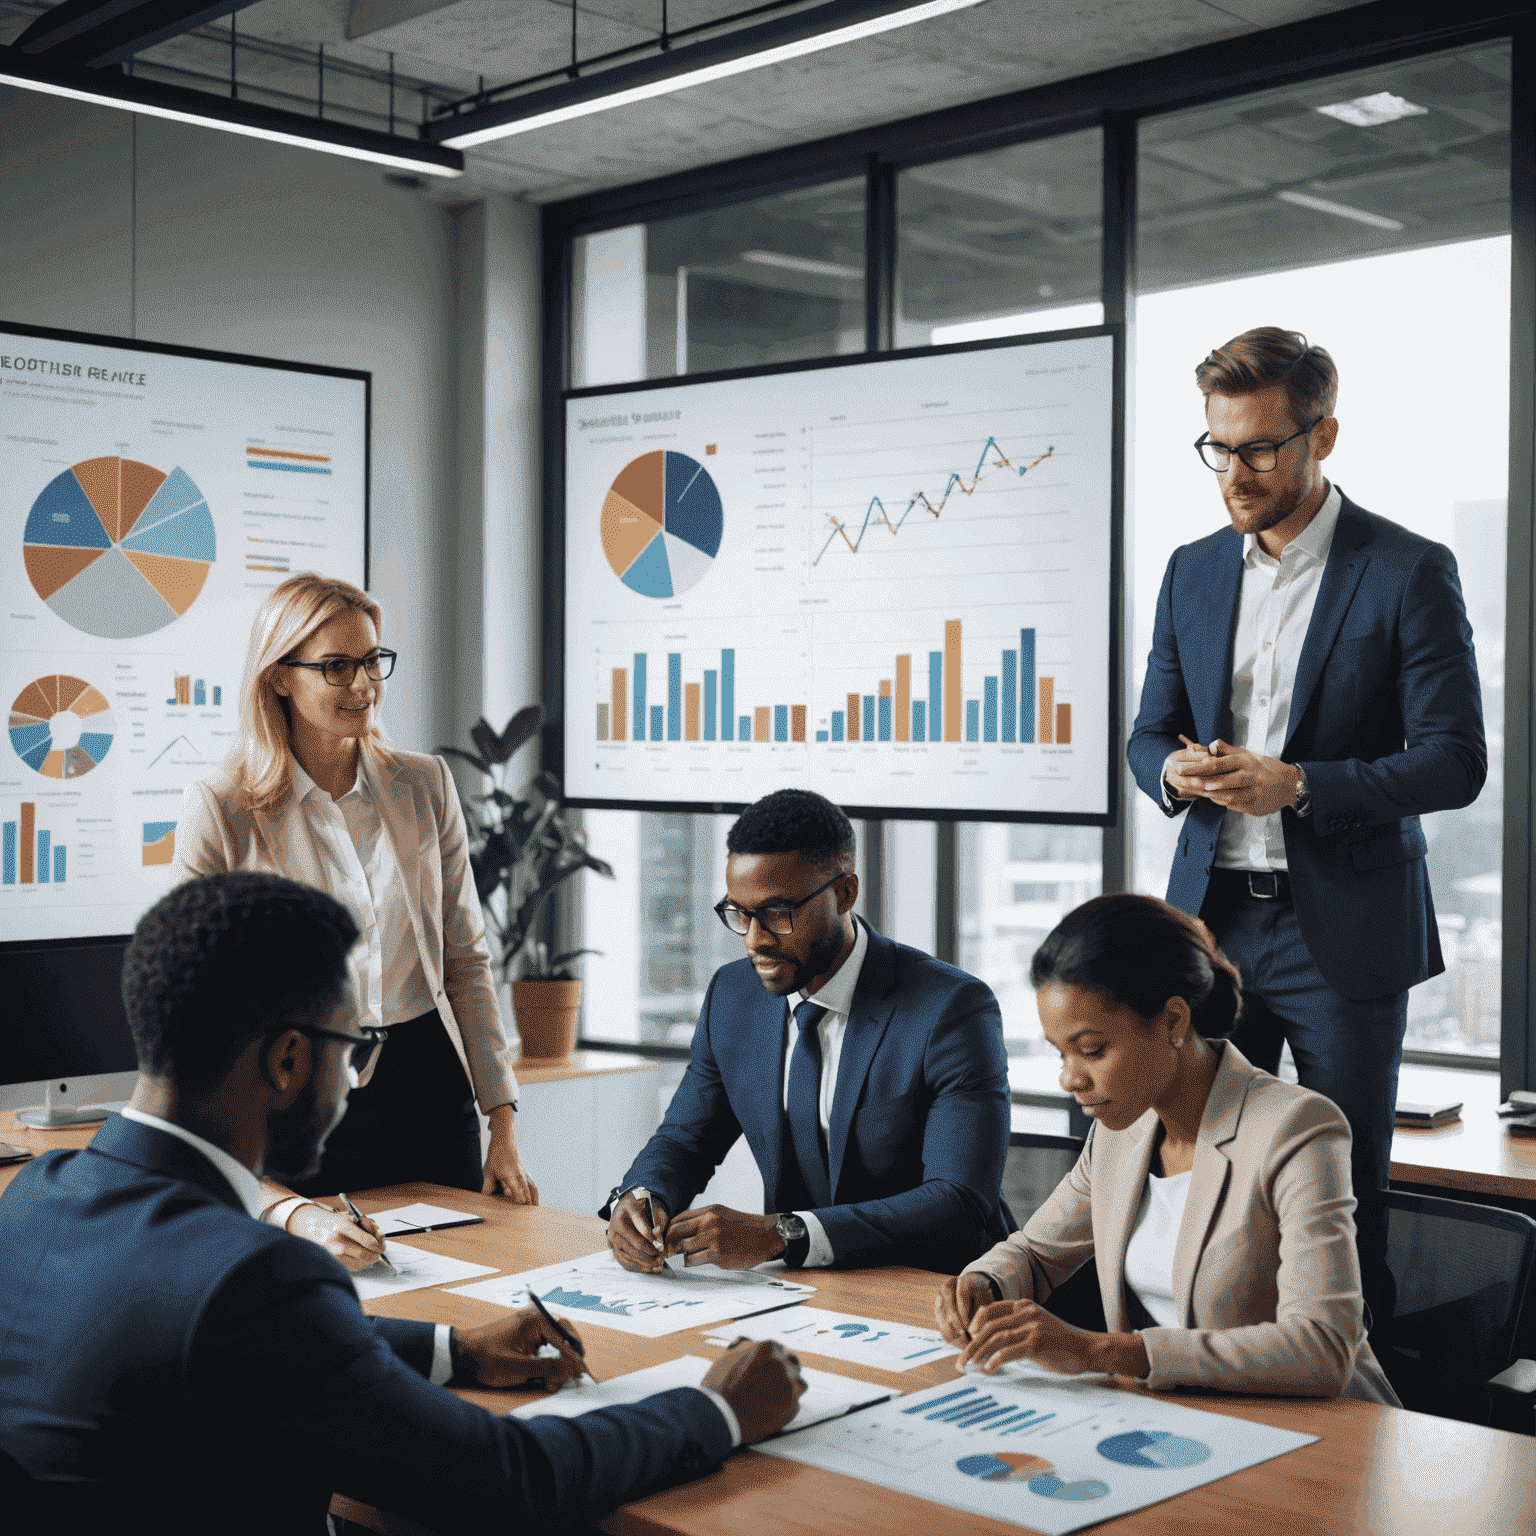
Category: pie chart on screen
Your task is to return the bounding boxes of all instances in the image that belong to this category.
[601,450,722,599]
[9,674,115,780]
[23,456,216,638]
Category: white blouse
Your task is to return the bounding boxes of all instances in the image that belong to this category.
[1123,1168,1192,1329]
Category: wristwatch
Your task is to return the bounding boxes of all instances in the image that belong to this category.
[1292,764,1312,818]
[776,1212,810,1268]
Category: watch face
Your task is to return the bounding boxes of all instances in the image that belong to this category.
[779,1214,808,1241]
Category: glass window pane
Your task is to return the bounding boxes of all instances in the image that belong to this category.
[959,821,1102,1095]
[1131,44,1511,1061]
[897,128,1103,347]
[571,177,866,389]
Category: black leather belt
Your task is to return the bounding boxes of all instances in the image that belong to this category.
[1208,867,1292,902]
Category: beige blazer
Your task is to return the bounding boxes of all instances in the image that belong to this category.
[171,748,518,1114]
[965,1043,1398,1404]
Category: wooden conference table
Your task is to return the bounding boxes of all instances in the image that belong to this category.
[334,1182,1536,1536]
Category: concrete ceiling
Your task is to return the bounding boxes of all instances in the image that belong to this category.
[0,0,1380,202]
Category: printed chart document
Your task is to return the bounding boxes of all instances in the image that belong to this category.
[352,1243,498,1302]
[508,1354,898,1438]
[756,1375,1317,1534]
[368,1202,485,1236]
[704,1306,960,1372]
[448,1249,814,1337]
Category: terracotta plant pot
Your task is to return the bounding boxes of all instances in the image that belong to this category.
[511,978,581,1063]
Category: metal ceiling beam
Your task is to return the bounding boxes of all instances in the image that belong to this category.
[14,0,266,69]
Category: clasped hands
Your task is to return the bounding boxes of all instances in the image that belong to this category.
[607,1190,786,1272]
[1165,734,1302,818]
[934,1275,1149,1380]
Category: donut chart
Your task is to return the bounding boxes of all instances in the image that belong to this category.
[9,674,116,779]
[23,456,215,638]
[1097,1431,1211,1469]
[954,1453,1109,1500]
[601,450,722,598]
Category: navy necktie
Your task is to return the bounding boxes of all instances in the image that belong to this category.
[787,1000,832,1210]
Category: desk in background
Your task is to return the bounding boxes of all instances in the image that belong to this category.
[1391,1065,1536,1207]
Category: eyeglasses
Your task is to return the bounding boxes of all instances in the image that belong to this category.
[280,650,398,687]
[298,1023,387,1087]
[714,873,846,937]
[1194,416,1324,474]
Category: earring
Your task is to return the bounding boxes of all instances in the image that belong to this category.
[1173,1038,1185,1049]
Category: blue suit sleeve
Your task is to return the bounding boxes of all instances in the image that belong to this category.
[606,971,746,1222]
[1303,543,1487,833]
[192,1241,732,1530]
[812,980,1009,1273]
[1128,549,1197,816]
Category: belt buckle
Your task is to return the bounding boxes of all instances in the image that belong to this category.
[1246,871,1279,900]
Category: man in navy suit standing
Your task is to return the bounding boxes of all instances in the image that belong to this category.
[1128,327,1486,1330]
[0,872,805,1532]
[605,789,1011,1276]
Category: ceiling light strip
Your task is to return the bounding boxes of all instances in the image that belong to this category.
[430,0,988,150]
[0,46,464,177]
[1274,189,1404,231]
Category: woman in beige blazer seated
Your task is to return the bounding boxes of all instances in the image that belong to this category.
[173,573,535,1271]
[935,892,1398,1404]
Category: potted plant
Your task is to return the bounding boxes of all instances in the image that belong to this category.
[438,705,614,1063]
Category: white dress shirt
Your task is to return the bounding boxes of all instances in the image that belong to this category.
[120,1107,454,1384]
[290,755,436,1030]
[1123,1167,1192,1330]
[1164,484,1340,871]
[779,917,870,1268]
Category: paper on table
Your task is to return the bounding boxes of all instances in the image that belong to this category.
[509,1353,898,1437]
[352,1242,499,1301]
[447,1248,814,1337]
[756,1374,1317,1535]
[704,1305,960,1373]
[369,1202,485,1237]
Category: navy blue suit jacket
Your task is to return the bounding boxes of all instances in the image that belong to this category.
[612,922,1013,1273]
[0,1115,731,1534]
[1128,491,1486,1000]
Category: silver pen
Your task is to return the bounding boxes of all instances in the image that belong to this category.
[341,1192,397,1276]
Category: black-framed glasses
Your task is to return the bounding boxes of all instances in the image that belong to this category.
[1194,416,1324,473]
[280,649,398,687]
[714,873,846,937]
[298,1022,387,1085]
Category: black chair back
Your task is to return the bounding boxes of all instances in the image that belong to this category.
[1002,1131,1084,1229]
[1383,1189,1536,1424]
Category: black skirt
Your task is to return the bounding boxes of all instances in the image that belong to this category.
[286,1008,483,1197]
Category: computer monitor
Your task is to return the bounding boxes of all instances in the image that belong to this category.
[0,939,139,1125]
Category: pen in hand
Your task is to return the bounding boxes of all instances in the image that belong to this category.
[340,1193,396,1276]
[528,1288,598,1383]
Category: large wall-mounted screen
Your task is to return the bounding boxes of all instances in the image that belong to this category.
[1,323,368,944]
[563,329,1117,823]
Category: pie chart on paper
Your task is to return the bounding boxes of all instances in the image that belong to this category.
[601,450,722,599]
[9,674,116,780]
[22,456,216,638]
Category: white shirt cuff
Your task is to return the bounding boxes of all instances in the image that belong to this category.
[695,1386,742,1448]
[1160,748,1182,810]
[262,1196,313,1230]
[799,1211,834,1269]
[430,1324,454,1386]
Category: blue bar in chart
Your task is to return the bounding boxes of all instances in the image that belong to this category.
[650,705,664,740]
[1002,1413,1054,1434]
[193,679,206,706]
[2,821,14,885]
[878,693,892,742]
[862,696,875,741]
[721,649,735,741]
[774,705,789,742]
[37,829,51,883]
[633,654,647,741]
[929,652,943,742]
[831,711,845,742]
[913,700,926,740]
[903,1387,976,1416]
[667,654,682,741]
[1020,628,1036,743]
[1002,651,1017,743]
[983,676,998,743]
[704,671,717,739]
[740,715,751,740]
[213,685,222,706]
[966,699,980,742]
[53,846,65,882]
[816,730,828,742]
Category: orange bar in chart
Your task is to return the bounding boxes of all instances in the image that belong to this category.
[754,707,770,743]
[685,684,701,741]
[1056,703,1072,744]
[611,669,627,742]
[791,705,806,743]
[1039,678,1055,744]
[20,801,34,884]
[945,620,962,742]
[895,655,911,742]
[596,703,609,741]
[846,692,861,742]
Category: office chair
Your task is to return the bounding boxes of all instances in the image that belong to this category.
[1382,1189,1536,1433]
[999,1131,1105,1330]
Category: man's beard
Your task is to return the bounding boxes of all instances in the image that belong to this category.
[265,1076,345,1182]
[754,927,846,997]
[1223,482,1309,535]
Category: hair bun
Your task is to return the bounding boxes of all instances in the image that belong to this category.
[1191,950,1243,1038]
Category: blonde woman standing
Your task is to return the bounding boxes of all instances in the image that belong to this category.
[173,573,535,1270]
